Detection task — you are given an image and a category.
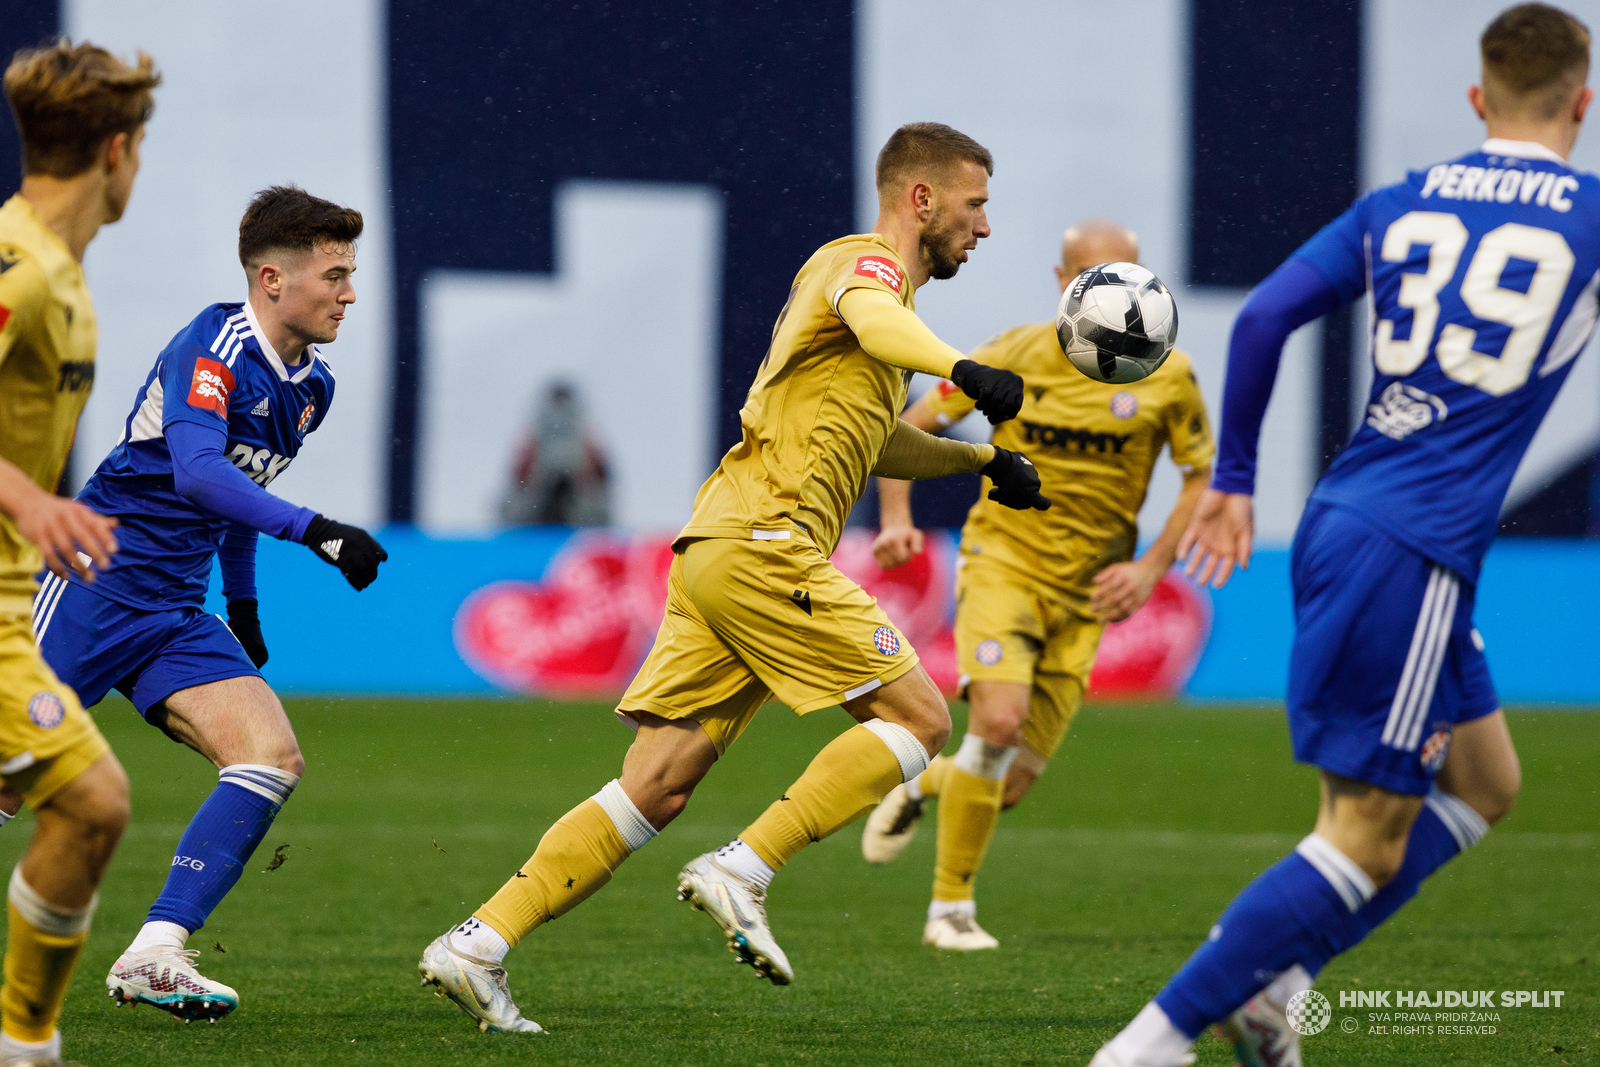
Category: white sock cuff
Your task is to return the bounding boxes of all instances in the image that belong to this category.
[927,898,976,921]
[1295,833,1377,912]
[951,733,1018,780]
[861,719,930,783]
[219,763,300,806]
[8,866,95,936]
[1262,963,1313,1006]
[1425,788,1490,851]
[593,779,657,852]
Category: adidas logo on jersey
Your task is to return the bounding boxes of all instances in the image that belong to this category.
[250,398,270,417]
[320,538,343,561]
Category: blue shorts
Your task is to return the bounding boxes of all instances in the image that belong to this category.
[1287,502,1498,795]
[33,577,259,721]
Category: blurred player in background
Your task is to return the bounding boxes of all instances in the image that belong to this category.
[0,40,155,1067]
[35,186,387,1023]
[420,121,1051,1034]
[1096,6,1595,1066]
[861,218,1212,950]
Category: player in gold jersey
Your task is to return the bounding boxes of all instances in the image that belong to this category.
[420,123,1051,1033]
[861,218,1214,950]
[0,41,158,1067]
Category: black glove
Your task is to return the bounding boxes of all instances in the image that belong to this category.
[226,597,269,668]
[302,514,388,591]
[981,448,1051,511]
[950,359,1025,424]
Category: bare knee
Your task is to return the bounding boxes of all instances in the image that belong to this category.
[271,746,306,779]
[619,715,718,830]
[47,755,130,847]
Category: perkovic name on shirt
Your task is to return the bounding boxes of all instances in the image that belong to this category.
[1420,163,1579,211]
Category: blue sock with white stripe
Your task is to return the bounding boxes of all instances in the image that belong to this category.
[1150,834,1375,1039]
[145,764,299,934]
[1305,789,1488,976]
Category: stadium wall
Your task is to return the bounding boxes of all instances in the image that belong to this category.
[218,530,1600,705]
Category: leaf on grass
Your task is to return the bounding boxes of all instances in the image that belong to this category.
[212,940,227,954]
[264,844,291,872]
[432,838,446,854]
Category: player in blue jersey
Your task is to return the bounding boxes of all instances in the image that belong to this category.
[32,186,388,1023]
[1093,7,1595,1067]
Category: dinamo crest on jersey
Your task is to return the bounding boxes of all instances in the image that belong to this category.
[297,401,316,435]
[1419,727,1452,772]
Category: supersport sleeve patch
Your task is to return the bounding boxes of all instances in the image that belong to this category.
[187,357,236,417]
[854,255,905,294]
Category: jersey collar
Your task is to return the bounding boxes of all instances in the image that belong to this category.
[1480,138,1569,165]
[242,299,320,384]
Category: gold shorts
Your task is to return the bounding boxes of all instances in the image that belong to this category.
[954,555,1103,761]
[619,535,920,755]
[0,614,109,808]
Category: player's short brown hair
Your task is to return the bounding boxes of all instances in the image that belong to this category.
[1481,4,1591,119]
[3,39,159,179]
[875,122,993,196]
[238,186,364,271]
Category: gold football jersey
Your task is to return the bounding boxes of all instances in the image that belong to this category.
[679,234,917,556]
[0,195,99,614]
[925,323,1212,607]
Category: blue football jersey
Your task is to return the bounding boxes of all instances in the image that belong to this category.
[1296,139,1600,583]
[75,302,335,609]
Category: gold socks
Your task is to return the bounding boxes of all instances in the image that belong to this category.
[0,867,94,1044]
[742,721,925,871]
[475,780,656,947]
[930,734,1019,904]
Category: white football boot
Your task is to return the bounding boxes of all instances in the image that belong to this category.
[417,934,544,1034]
[1217,989,1302,1067]
[861,781,924,864]
[676,852,793,985]
[922,912,999,950]
[1086,1048,1196,1067]
[105,948,238,1022]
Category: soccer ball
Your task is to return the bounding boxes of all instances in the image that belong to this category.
[1055,262,1178,384]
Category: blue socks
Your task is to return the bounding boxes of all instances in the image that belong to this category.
[146,764,299,934]
[1154,834,1375,1038]
[1309,788,1488,974]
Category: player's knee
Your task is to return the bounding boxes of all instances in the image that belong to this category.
[1472,765,1520,827]
[71,756,131,845]
[275,747,306,780]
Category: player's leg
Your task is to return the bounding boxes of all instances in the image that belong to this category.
[105,612,291,1023]
[421,551,765,1032]
[0,616,127,1065]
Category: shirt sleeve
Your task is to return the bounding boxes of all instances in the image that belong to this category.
[160,340,240,431]
[1291,202,1369,304]
[1212,255,1352,495]
[218,525,258,601]
[164,419,316,541]
[824,244,911,317]
[1163,361,1215,475]
[0,249,46,374]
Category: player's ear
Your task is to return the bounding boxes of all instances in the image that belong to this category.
[1574,85,1593,123]
[910,180,934,221]
[101,131,126,174]
[1467,84,1488,121]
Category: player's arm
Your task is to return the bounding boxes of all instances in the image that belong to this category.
[872,420,1048,513]
[1092,467,1209,622]
[0,257,118,580]
[162,346,387,590]
[218,525,267,668]
[837,287,1024,423]
[873,393,946,569]
[1180,208,1366,588]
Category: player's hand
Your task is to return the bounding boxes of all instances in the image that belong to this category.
[981,448,1050,511]
[1091,559,1163,622]
[872,525,924,569]
[950,359,1025,424]
[302,514,389,591]
[15,491,119,581]
[226,597,269,668]
[1177,489,1253,588]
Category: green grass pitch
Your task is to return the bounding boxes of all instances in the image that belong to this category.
[5,697,1595,1066]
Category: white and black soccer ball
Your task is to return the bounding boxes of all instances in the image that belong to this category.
[1055,262,1178,384]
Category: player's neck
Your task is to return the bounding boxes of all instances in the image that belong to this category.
[870,213,930,290]
[1482,117,1579,161]
[17,173,112,263]
[246,292,311,366]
